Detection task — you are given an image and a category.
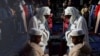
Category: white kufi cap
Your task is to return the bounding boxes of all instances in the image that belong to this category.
[29,28,42,35]
[70,29,84,36]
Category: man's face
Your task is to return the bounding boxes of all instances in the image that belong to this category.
[65,15,71,19]
[35,36,41,44]
[44,15,50,19]
[71,35,84,45]
[71,36,79,45]
[31,35,42,44]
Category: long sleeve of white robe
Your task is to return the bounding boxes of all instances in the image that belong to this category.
[65,30,74,50]
[39,22,50,52]
[44,20,50,41]
[39,23,50,46]
[28,16,38,31]
[77,16,89,43]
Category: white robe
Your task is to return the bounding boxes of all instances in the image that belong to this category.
[28,16,50,51]
[65,16,89,49]
[65,7,89,50]
[28,6,50,52]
